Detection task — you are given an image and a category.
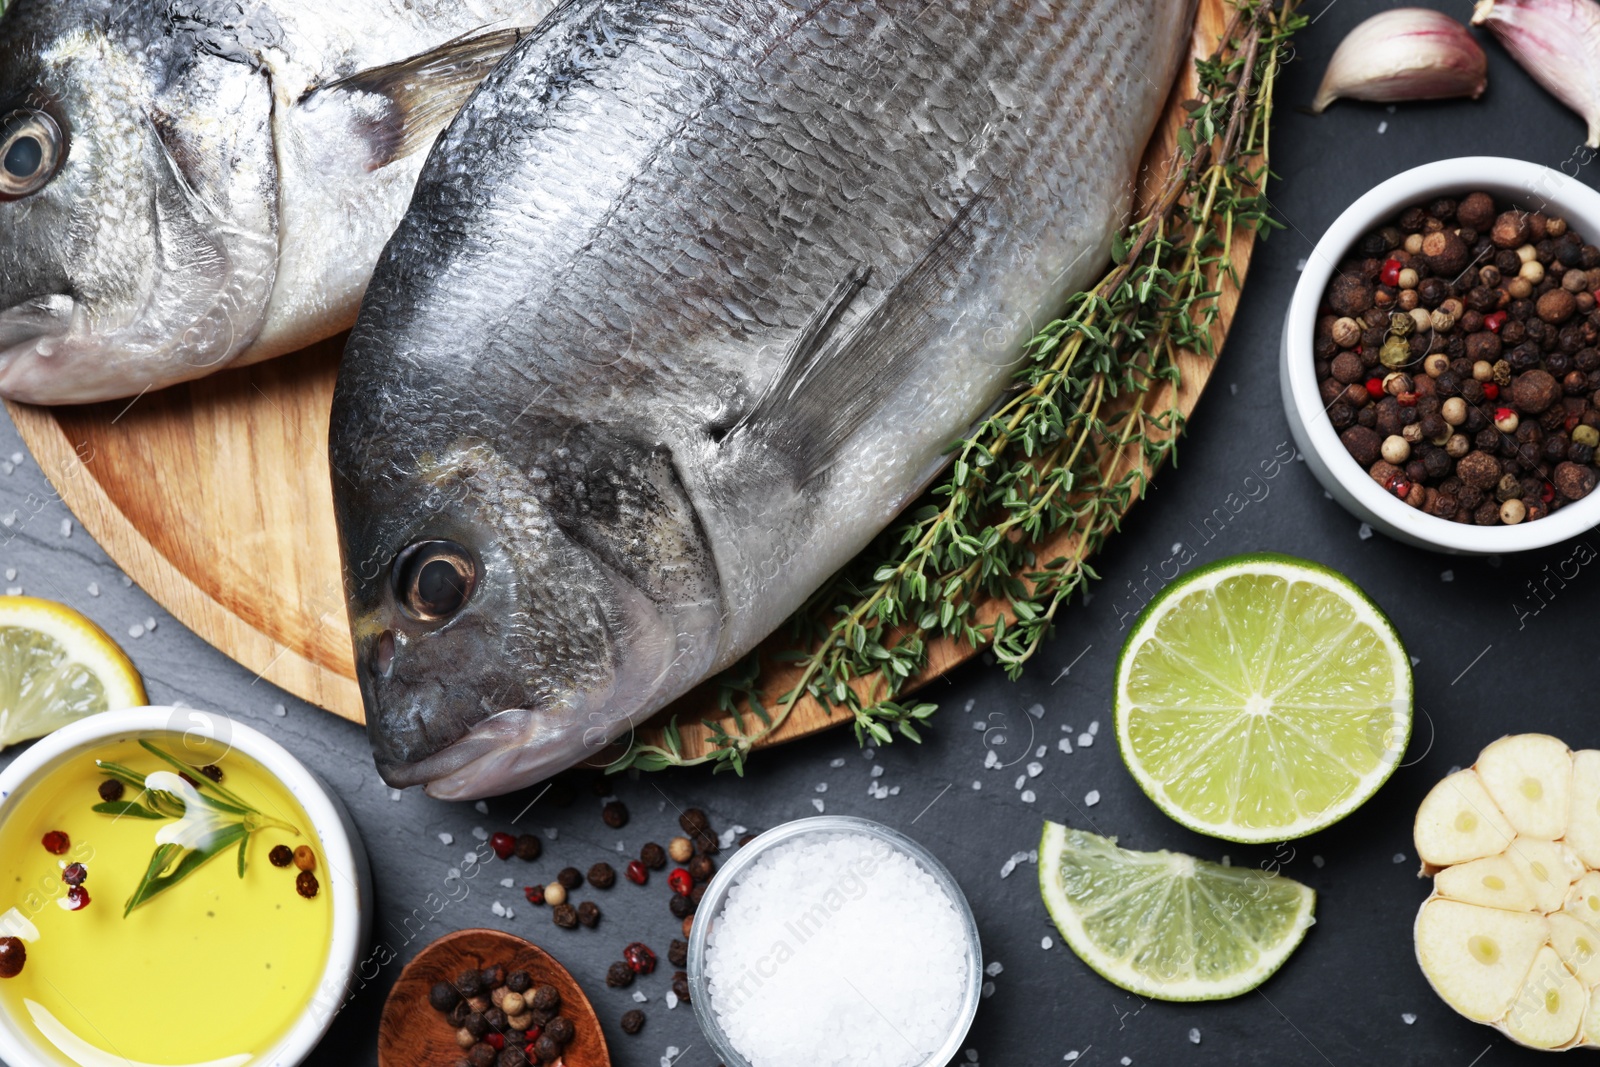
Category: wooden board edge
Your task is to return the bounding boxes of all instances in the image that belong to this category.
[5,399,367,722]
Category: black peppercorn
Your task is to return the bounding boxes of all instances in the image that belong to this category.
[533,1035,561,1063]
[587,863,616,889]
[97,778,124,802]
[668,939,688,968]
[481,965,504,990]
[531,985,561,1013]
[496,1048,527,1067]
[507,970,532,994]
[546,1016,575,1045]
[601,800,629,828]
[577,901,600,928]
[468,1044,497,1067]
[514,834,542,862]
[607,961,635,988]
[557,867,582,890]
[456,970,487,998]
[620,1009,646,1035]
[552,904,578,929]
[199,764,224,782]
[269,844,294,867]
[484,1007,508,1032]
[430,981,462,1013]
[688,854,715,884]
[671,971,691,1003]
[465,1012,490,1039]
[668,892,696,919]
[678,808,711,836]
[640,842,667,870]
[449,1000,472,1028]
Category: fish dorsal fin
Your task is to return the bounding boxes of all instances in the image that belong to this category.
[307,27,533,170]
[729,187,993,483]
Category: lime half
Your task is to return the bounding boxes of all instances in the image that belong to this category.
[0,596,146,748]
[1039,822,1315,1000]
[1114,553,1411,843]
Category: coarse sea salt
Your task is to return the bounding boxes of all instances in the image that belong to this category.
[704,832,970,1067]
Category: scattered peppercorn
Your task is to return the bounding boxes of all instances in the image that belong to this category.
[432,981,463,1012]
[577,901,601,928]
[531,984,560,1013]
[601,800,629,828]
[468,1047,497,1067]
[269,844,294,867]
[678,809,710,836]
[639,842,666,870]
[296,871,319,899]
[543,882,567,907]
[671,971,690,1003]
[546,1017,575,1045]
[40,830,68,855]
[668,868,693,897]
[688,854,715,884]
[1322,192,1600,521]
[620,1009,646,1035]
[0,936,25,979]
[682,916,694,939]
[533,1035,561,1063]
[623,942,657,975]
[669,892,696,919]
[507,970,532,994]
[607,961,636,988]
[457,970,487,998]
[667,837,693,864]
[556,867,582,890]
[513,834,542,862]
[490,832,517,861]
[552,904,578,929]
[523,885,546,906]
[587,862,616,889]
[61,863,87,887]
[97,779,124,803]
[293,845,317,872]
[625,860,648,885]
[199,763,224,782]
[63,886,89,911]
[668,939,688,968]
[496,1047,527,1067]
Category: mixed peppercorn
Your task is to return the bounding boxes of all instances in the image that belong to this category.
[1317,192,1600,523]
[431,965,578,1067]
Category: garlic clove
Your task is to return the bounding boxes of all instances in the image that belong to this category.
[1313,8,1489,113]
[1473,0,1600,148]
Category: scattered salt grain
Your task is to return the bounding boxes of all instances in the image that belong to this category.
[438,833,454,846]
[1189,1028,1202,1045]
[1313,855,1325,868]
[144,617,157,631]
[1035,745,1047,759]
[983,750,1000,769]
[815,783,828,793]
[500,878,514,888]
[985,961,1003,977]
[60,519,71,538]
[127,624,144,638]
[829,758,846,768]
[1358,522,1373,540]
[665,990,679,1010]
[446,869,461,881]
[1041,937,1052,949]
[972,721,987,732]
[1014,775,1026,791]
[544,828,559,840]
[632,990,649,1003]
[121,575,132,587]
[9,453,20,465]
[971,781,981,790]
[1058,738,1073,754]
[1088,721,1099,735]
[86,582,98,597]
[964,699,975,713]
[471,827,488,841]
[981,982,995,999]
[1064,1053,1080,1062]
[1121,1058,1132,1066]
[812,798,825,813]
[1377,120,1388,134]
[273,703,287,717]
[719,825,748,849]
[703,831,970,1067]
[660,1047,679,1067]
[491,901,507,918]
[1020,790,1036,804]
[1027,703,1044,719]
[1084,790,1101,806]
[1000,851,1029,878]
[2,587,17,596]
[1402,1013,1416,1025]
[474,800,489,815]
[871,764,885,778]
[863,748,876,760]
[390,788,403,802]
[462,852,478,866]
[1441,570,1454,582]
[1026,762,1043,778]
[1077,733,1093,748]
[4,569,14,581]
[1393,853,1406,864]
[889,786,900,796]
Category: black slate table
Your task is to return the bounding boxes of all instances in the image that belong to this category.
[2,2,1596,1064]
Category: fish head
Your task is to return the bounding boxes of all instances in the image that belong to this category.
[0,1,279,403]
[334,424,724,801]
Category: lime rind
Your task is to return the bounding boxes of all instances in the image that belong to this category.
[1039,821,1316,1001]
[1114,553,1412,844]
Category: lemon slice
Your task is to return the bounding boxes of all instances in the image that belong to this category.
[1039,822,1315,1000]
[1114,553,1412,843]
[0,596,146,748]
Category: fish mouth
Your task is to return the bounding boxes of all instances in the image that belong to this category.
[0,295,75,359]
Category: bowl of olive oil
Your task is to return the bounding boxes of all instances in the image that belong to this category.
[0,707,371,1067]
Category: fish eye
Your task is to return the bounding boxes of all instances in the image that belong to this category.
[393,540,476,621]
[0,109,64,201]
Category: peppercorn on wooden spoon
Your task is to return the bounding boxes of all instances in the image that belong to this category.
[378,928,609,1066]
[1414,734,1600,1050]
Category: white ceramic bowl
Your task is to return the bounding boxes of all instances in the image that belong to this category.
[687,815,982,1067]
[0,708,372,1067]
[1281,156,1600,554]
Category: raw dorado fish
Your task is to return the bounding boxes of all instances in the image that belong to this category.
[332,0,1196,798]
[0,0,556,404]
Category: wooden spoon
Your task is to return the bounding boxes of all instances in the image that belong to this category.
[377,928,610,1067]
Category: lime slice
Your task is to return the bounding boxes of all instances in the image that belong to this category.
[1114,553,1411,843]
[0,596,146,748]
[1039,821,1315,1000]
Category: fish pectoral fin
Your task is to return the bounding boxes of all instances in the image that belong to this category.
[309,27,534,170]
[728,184,995,483]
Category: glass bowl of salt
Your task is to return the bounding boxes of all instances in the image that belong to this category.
[688,815,982,1067]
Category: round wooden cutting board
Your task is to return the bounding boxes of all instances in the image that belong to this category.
[8,0,1254,758]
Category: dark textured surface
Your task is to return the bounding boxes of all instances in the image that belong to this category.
[3,1,1600,1064]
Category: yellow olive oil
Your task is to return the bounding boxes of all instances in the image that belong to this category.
[0,736,332,1065]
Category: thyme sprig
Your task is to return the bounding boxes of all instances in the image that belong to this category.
[617,0,1304,775]
[94,741,299,915]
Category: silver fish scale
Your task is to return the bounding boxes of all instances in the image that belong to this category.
[335,0,1191,797]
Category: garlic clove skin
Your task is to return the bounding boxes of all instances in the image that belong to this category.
[1313,8,1488,113]
[1473,0,1600,148]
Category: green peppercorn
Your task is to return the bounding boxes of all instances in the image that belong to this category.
[1380,337,1413,368]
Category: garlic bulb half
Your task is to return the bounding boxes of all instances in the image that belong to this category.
[1474,0,1600,148]
[1313,8,1488,113]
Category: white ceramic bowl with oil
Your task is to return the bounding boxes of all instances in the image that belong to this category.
[1281,156,1600,554]
[686,815,982,1067]
[0,707,372,1067]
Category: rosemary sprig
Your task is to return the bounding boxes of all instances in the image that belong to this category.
[616,0,1304,775]
[94,742,300,915]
